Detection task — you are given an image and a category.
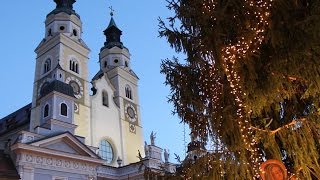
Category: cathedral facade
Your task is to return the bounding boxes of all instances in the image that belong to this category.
[0,1,175,179]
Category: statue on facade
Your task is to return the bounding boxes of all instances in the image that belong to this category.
[150,131,156,145]
[144,141,149,158]
[164,149,170,163]
[137,150,143,160]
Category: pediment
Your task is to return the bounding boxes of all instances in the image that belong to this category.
[41,140,79,155]
[29,132,99,158]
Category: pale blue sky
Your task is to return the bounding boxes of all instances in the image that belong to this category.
[0,1,188,161]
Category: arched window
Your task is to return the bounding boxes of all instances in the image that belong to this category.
[43,58,51,74]
[102,91,109,107]
[75,63,78,73]
[69,59,79,74]
[44,104,49,118]
[99,140,114,163]
[48,28,52,36]
[125,85,132,100]
[104,61,108,68]
[73,29,78,36]
[60,103,68,116]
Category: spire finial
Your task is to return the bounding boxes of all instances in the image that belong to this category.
[109,6,114,17]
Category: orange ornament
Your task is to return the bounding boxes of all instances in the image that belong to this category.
[260,159,287,180]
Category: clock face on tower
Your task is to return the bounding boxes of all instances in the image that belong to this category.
[127,107,135,119]
[70,81,80,95]
[65,76,83,99]
[125,103,137,123]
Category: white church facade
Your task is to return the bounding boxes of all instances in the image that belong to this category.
[0,0,175,179]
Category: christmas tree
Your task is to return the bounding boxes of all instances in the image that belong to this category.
[158,0,320,179]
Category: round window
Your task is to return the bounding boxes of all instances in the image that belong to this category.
[99,140,114,163]
[59,26,65,31]
[114,59,119,63]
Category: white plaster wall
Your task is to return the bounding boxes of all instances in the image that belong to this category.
[90,76,123,167]
[105,66,144,165]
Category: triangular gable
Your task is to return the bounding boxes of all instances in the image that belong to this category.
[41,139,79,155]
[91,71,117,92]
[29,132,99,158]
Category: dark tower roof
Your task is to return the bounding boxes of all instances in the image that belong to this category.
[40,80,75,98]
[102,16,124,49]
[47,0,79,18]
[187,140,206,153]
[107,17,119,29]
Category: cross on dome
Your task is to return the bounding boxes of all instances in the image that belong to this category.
[109,6,115,17]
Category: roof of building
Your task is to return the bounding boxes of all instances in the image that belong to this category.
[40,80,75,98]
[0,104,31,136]
[187,140,206,153]
[0,150,20,179]
[102,17,125,50]
[26,131,101,159]
[47,0,80,18]
[107,17,119,29]
[92,70,104,81]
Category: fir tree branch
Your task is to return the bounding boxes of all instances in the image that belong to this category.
[250,126,269,133]
[250,118,306,135]
[270,118,306,135]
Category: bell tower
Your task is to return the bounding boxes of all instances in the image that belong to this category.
[103,14,144,165]
[30,0,92,144]
[90,11,144,165]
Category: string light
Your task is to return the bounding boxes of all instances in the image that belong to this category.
[191,0,274,178]
[180,0,272,176]
[217,0,273,178]
[158,0,320,179]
